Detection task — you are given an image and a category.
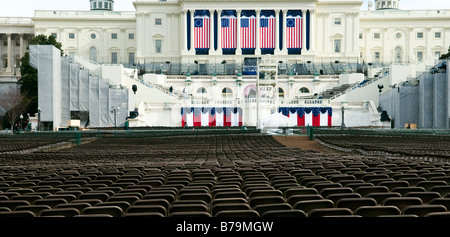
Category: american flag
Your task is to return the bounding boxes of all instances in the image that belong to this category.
[240,16,256,49]
[194,16,210,49]
[260,16,275,49]
[286,16,302,49]
[221,16,237,49]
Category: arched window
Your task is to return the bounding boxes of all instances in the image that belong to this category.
[395,46,402,63]
[89,47,97,63]
[222,87,233,98]
[196,87,207,94]
[299,87,310,94]
[278,87,285,98]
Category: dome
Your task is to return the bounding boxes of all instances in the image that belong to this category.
[90,0,114,11]
[375,0,400,10]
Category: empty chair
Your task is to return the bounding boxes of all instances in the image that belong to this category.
[254,203,292,216]
[215,210,260,217]
[0,200,30,210]
[417,181,448,191]
[179,193,212,203]
[34,198,68,208]
[402,205,448,217]
[424,212,450,217]
[294,199,335,214]
[354,206,401,217]
[95,201,131,213]
[169,204,208,214]
[81,206,123,217]
[126,205,167,216]
[429,198,450,210]
[249,196,285,208]
[392,187,426,196]
[307,208,353,217]
[336,198,377,212]
[405,192,441,204]
[123,212,165,217]
[378,180,409,191]
[429,185,450,197]
[212,203,252,217]
[262,210,306,217]
[326,193,362,204]
[107,195,140,205]
[168,212,212,217]
[366,192,401,204]
[40,208,80,217]
[284,188,318,199]
[211,198,247,206]
[383,197,423,211]
[143,193,176,204]
[79,192,110,202]
[14,205,51,216]
[55,203,92,212]
[400,177,426,186]
[320,187,353,198]
[311,183,342,193]
[355,186,389,197]
[249,190,283,198]
[0,211,35,217]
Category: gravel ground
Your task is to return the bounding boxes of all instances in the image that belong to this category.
[273,135,339,154]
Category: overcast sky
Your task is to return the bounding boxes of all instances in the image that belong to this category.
[0,0,448,17]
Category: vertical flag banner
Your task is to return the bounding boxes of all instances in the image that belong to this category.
[260,10,275,50]
[240,10,256,50]
[286,10,302,49]
[182,107,243,127]
[221,10,237,50]
[279,107,332,127]
[194,10,210,50]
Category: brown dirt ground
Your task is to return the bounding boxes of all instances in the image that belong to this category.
[273,136,339,154]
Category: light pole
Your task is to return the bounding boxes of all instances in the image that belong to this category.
[37,107,41,132]
[112,106,120,127]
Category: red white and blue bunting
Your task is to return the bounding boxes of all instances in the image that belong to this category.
[182,107,243,127]
[279,107,332,127]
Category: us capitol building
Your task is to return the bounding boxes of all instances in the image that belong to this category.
[1,0,449,129]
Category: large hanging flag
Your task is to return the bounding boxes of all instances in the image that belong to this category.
[221,10,237,49]
[279,107,332,127]
[286,11,303,49]
[260,10,275,49]
[194,10,210,49]
[182,107,243,127]
[240,15,256,49]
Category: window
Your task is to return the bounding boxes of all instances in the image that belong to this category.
[89,47,97,63]
[93,2,97,8]
[69,52,75,60]
[111,52,118,64]
[3,40,7,46]
[435,32,442,39]
[395,33,402,39]
[155,40,162,53]
[334,18,341,25]
[417,51,424,62]
[374,33,380,39]
[155,18,162,26]
[374,52,381,63]
[222,87,233,98]
[128,52,135,65]
[197,87,207,94]
[278,87,285,98]
[435,51,441,58]
[359,33,363,40]
[51,33,57,39]
[111,33,118,39]
[417,32,424,39]
[334,39,341,53]
[90,33,96,40]
[299,87,310,94]
[69,33,75,39]
[128,33,135,40]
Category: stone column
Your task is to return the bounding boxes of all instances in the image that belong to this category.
[190,10,195,52]
[19,34,24,59]
[236,9,242,55]
[302,10,307,53]
[255,9,261,55]
[182,10,188,51]
[7,33,12,71]
[282,10,288,55]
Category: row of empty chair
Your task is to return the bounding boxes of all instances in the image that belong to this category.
[0,134,449,217]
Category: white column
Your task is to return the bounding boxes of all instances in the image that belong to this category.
[310,9,315,53]
[7,33,12,71]
[236,10,242,55]
[19,34,24,59]
[275,9,280,54]
[217,9,222,54]
[182,10,188,51]
[255,9,261,55]
[282,10,288,55]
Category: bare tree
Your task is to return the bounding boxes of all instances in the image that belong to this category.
[0,88,31,132]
